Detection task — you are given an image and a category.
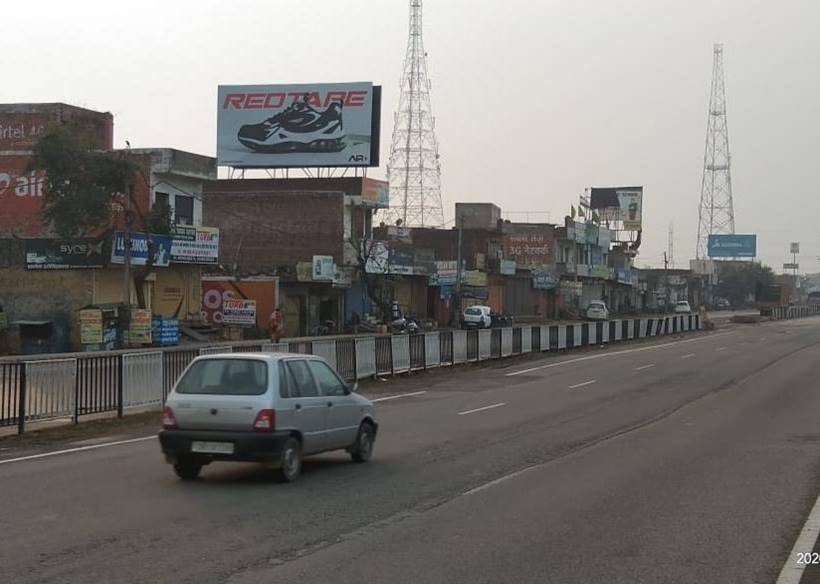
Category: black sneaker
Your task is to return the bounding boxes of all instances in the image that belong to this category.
[237,96,345,153]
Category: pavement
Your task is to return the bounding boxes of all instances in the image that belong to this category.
[2,316,820,583]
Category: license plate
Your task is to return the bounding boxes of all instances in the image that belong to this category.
[191,441,234,454]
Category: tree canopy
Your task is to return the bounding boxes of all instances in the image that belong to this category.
[715,261,775,306]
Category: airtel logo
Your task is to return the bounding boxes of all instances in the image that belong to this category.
[0,171,45,198]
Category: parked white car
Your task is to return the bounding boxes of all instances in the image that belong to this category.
[674,300,692,314]
[462,305,493,329]
[586,300,609,321]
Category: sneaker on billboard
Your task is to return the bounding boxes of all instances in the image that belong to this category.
[237,96,345,153]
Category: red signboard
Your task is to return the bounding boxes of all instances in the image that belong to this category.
[0,155,47,236]
[503,233,554,267]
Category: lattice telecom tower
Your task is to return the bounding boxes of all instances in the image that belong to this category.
[696,43,735,259]
[386,0,444,227]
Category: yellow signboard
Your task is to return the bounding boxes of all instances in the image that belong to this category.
[79,309,103,344]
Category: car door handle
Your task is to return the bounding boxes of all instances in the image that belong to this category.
[294,403,302,410]
[327,401,334,407]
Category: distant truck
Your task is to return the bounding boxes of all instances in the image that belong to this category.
[756,283,791,315]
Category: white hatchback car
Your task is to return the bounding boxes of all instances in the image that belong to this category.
[674,300,692,314]
[586,300,609,321]
[462,305,493,329]
[159,353,377,482]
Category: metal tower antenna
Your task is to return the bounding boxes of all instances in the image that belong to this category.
[696,43,735,258]
[385,0,444,227]
[668,222,675,269]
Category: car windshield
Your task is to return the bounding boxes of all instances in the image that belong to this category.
[677,301,689,306]
[590,302,605,308]
[175,359,268,395]
[465,308,482,315]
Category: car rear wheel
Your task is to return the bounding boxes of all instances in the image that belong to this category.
[350,422,375,463]
[173,457,202,481]
[277,437,302,482]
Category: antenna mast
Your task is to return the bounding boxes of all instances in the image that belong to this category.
[385,0,444,227]
[696,43,735,258]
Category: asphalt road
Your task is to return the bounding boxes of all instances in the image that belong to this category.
[3,318,820,584]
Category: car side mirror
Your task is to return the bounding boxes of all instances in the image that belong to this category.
[345,381,358,394]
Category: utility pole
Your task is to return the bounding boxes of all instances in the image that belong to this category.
[663,251,670,312]
[454,214,463,326]
[122,145,133,343]
[667,222,675,269]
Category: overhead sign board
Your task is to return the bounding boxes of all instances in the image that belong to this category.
[707,234,757,258]
[217,82,381,168]
[25,238,106,270]
[589,186,643,231]
[783,263,799,270]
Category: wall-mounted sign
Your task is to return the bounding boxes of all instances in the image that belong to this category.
[130,309,153,344]
[312,255,335,281]
[79,309,103,344]
[171,225,219,265]
[25,238,106,270]
[111,232,172,267]
[222,298,257,327]
[500,259,516,275]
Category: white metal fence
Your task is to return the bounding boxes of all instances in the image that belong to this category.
[123,352,164,410]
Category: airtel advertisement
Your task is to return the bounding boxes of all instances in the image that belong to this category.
[0,156,47,236]
[217,82,381,168]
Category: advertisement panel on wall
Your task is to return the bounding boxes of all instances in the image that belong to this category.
[201,278,279,328]
[217,82,381,168]
[707,234,757,258]
[503,232,554,267]
[312,255,335,281]
[25,238,106,270]
[222,299,257,327]
[170,225,219,265]
[110,232,172,267]
[0,157,47,236]
[532,271,559,290]
[79,309,103,344]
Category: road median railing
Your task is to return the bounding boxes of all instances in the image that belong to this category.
[3,306,817,434]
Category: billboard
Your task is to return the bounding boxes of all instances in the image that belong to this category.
[504,230,554,267]
[790,242,800,254]
[222,299,257,327]
[111,232,172,267]
[707,234,757,258]
[312,255,335,281]
[170,225,220,265]
[589,186,643,231]
[217,82,381,168]
[25,238,106,270]
[361,178,390,208]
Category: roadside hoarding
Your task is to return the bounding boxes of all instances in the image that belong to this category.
[707,234,757,258]
[589,186,643,231]
[201,278,278,328]
[217,82,381,168]
[222,298,257,327]
[170,225,219,265]
[783,263,799,270]
[503,231,554,267]
[361,178,390,208]
[25,238,106,270]
[790,242,800,254]
[110,232,172,267]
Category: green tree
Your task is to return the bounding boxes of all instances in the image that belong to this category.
[715,261,775,307]
[31,128,134,238]
[31,128,163,309]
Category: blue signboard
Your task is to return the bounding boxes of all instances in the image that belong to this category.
[110,231,172,267]
[707,234,757,258]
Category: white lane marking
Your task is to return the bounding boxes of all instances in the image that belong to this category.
[0,435,156,466]
[371,390,427,403]
[568,379,597,389]
[506,332,734,377]
[776,489,820,584]
[716,347,727,352]
[464,465,537,495]
[458,402,506,416]
[681,353,695,359]
[635,363,656,371]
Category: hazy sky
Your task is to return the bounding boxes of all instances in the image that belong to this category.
[3,0,819,272]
